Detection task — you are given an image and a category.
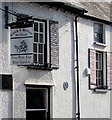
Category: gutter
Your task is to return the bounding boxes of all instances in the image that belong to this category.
[82,14,112,25]
[38,2,88,15]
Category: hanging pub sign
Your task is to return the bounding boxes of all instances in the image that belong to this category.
[10,27,33,65]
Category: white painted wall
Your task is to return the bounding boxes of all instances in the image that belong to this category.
[1,2,76,119]
[78,17,111,118]
[110,24,112,120]
[1,2,111,119]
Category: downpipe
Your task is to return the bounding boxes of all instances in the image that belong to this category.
[75,15,80,120]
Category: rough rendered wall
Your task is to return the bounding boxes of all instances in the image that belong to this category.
[2,91,12,118]
[78,17,111,118]
[0,2,13,119]
[0,2,2,120]
[2,2,75,118]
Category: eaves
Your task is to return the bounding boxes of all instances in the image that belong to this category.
[81,14,112,25]
[37,2,88,15]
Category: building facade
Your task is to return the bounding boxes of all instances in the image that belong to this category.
[0,1,112,120]
[75,2,112,119]
[0,2,85,119]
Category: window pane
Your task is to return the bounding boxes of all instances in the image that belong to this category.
[34,23,38,32]
[38,44,43,53]
[39,34,44,43]
[33,54,37,63]
[96,70,98,78]
[26,89,48,109]
[38,54,43,64]
[94,23,100,33]
[26,111,47,120]
[94,33,100,42]
[34,33,38,42]
[94,23,103,43]
[0,75,13,90]
[96,53,98,60]
[26,88,48,120]
[94,23,103,33]
[99,54,102,61]
[98,71,101,78]
[40,23,43,32]
[99,24,103,33]
[33,44,37,53]
[96,52,103,87]
[96,61,98,69]
[99,34,103,43]
[99,62,102,69]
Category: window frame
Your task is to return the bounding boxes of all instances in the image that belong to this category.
[95,51,107,89]
[33,20,46,66]
[96,51,103,87]
[94,22,105,44]
[26,86,50,120]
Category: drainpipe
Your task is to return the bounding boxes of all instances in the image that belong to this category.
[74,10,88,120]
[75,14,80,120]
[71,14,80,119]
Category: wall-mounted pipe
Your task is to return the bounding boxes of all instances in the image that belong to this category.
[74,10,88,120]
[75,14,80,120]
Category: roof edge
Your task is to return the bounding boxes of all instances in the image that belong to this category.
[81,14,112,25]
[38,2,88,15]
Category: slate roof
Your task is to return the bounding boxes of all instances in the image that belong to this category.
[39,1,111,23]
[76,2,111,22]
[4,1,112,22]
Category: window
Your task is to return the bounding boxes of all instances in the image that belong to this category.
[10,19,59,69]
[0,74,13,90]
[33,21,46,65]
[26,87,50,120]
[89,49,107,90]
[96,52,103,88]
[32,20,59,69]
[94,23,104,44]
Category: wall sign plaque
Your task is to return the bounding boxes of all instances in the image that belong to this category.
[10,27,33,65]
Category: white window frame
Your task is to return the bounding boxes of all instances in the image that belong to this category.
[96,51,107,88]
[33,20,46,65]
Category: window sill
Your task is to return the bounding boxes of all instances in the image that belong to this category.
[27,66,52,71]
[94,42,107,47]
[94,88,108,93]
[17,64,59,70]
